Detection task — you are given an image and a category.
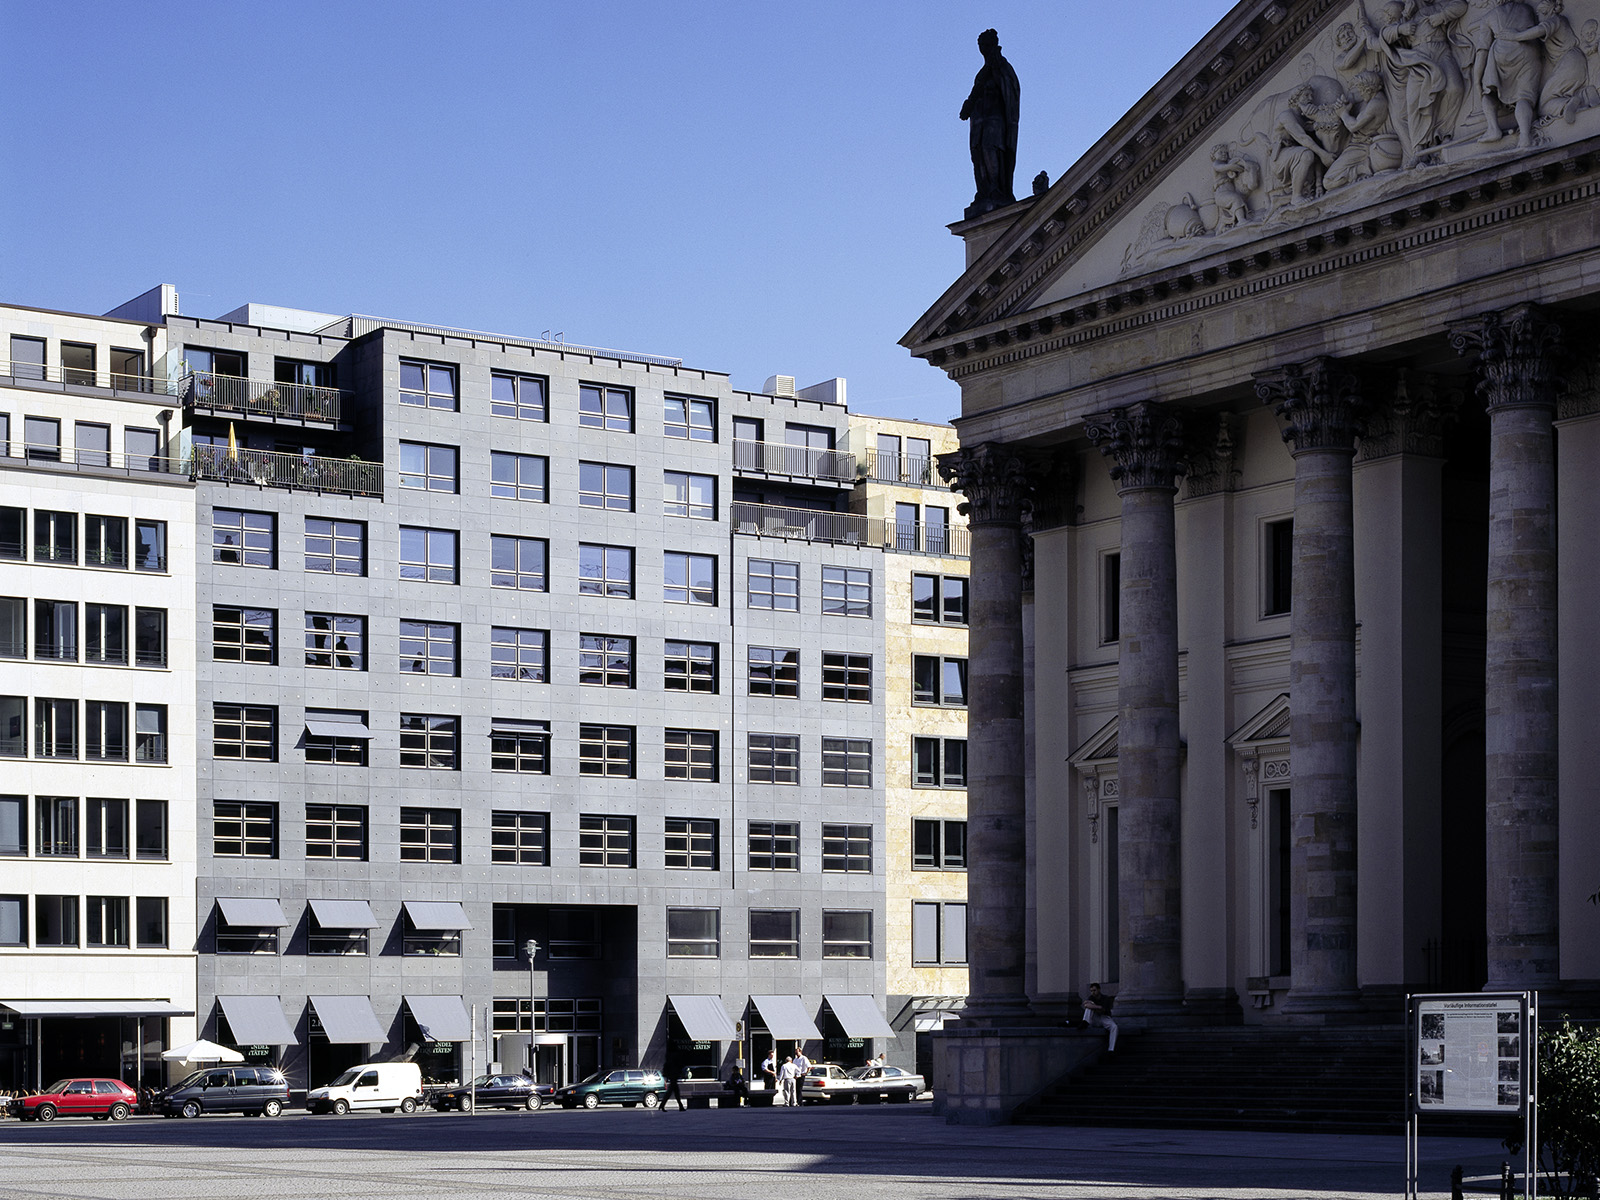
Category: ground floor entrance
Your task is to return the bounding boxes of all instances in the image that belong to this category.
[0,1014,171,1092]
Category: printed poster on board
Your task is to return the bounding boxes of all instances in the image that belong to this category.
[1416,995,1524,1112]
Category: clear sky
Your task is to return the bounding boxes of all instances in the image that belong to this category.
[0,1,1230,423]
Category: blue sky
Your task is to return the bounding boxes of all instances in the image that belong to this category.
[1,2,1229,422]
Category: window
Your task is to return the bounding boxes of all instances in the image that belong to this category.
[579,813,635,866]
[912,573,968,624]
[485,712,553,771]
[25,417,61,464]
[402,905,461,956]
[578,462,633,510]
[88,798,128,858]
[34,509,76,563]
[748,560,799,611]
[304,710,370,766]
[748,733,799,784]
[125,427,160,471]
[666,907,719,957]
[579,383,632,431]
[0,598,20,658]
[399,620,459,676]
[664,816,718,869]
[912,737,968,788]
[136,897,168,949]
[664,551,716,606]
[135,799,168,858]
[822,823,872,873]
[275,357,334,390]
[491,452,548,502]
[664,394,716,440]
[213,606,276,665]
[399,441,459,492]
[85,603,127,664]
[1265,518,1294,617]
[913,655,968,707]
[491,535,547,591]
[747,647,799,698]
[0,508,21,559]
[578,544,633,598]
[822,652,871,702]
[75,421,110,466]
[399,360,457,409]
[34,599,77,660]
[1103,551,1122,643]
[912,902,968,965]
[492,372,547,420]
[925,506,951,554]
[213,509,275,568]
[85,701,128,761]
[821,738,872,788]
[9,335,44,379]
[0,796,23,856]
[822,910,872,959]
[60,344,95,388]
[399,807,460,863]
[491,811,550,864]
[664,641,716,693]
[579,725,635,777]
[908,436,933,480]
[85,515,128,568]
[749,910,799,958]
[35,699,77,758]
[36,896,79,948]
[213,800,277,858]
[491,627,548,682]
[663,471,716,520]
[400,714,459,769]
[821,565,871,617]
[213,705,276,761]
[305,613,365,670]
[0,696,19,757]
[547,909,603,959]
[664,731,717,783]
[306,804,367,859]
[134,608,167,667]
[215,905,277,956]
[895,502,920,551]
[135,518,167,572]
[36,796,78,856]
[87,896,129,948]
[747,821,799,871]
[0,895,24,946]
[135,707,168,765]
[184,346,245,385]
[912,819,968,869]
[309,907,368,956]
[305,517,365,575]
[399,526,458,583]
[579,634,634,688]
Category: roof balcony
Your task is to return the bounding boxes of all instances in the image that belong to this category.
[732,439,856,485]
[855,446,950,488]
[2,359,179,396]
[190,445,382,498]
[731,500,970,558]
[182,372,344,425]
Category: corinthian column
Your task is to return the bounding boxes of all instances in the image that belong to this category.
[937,443,1039,1025]
[1083,402,1187,1016]
[1449,305,1562,992]
[1256,359,1367,1015]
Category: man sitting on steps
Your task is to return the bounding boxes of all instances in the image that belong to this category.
[1082,983,1119,1053]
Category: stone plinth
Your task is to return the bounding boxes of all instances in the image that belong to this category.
[931,1026,1103,1125]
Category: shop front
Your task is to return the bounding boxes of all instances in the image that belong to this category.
[665,994,738,1077]
[0,1000,188,1092]
[819,994,896,1069]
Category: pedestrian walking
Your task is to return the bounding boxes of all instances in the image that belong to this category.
[661,1066,686,1111]
[779,1056,801,1107]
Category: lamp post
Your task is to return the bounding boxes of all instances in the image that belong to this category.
[523,939,540,1080]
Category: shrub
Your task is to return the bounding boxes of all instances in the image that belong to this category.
[1539,1021,1600,1197]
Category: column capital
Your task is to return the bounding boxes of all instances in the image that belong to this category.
[1447,303,1564,414]
[1082,401,1187,493]
[1355,370,1463,462]
[1255,357,1367,455]
[937,443,1044,527]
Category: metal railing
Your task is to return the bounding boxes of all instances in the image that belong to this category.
[182,372,344,422]
[1,359,178,395]
[731,500,970,557]
[732,439,856,483]
[1,441,183,477]
[888,521,970,557]
[856,447,949,488]
[190,445,383,497]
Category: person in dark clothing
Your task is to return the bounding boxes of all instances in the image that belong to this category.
[724,1065,749,1107]
[661,1067,686,1111]
[1082,982,1119,1052]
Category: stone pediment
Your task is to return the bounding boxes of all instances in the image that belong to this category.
[1068,715,1121,767]
[1227,693,1292,747]
[905,0,1600,359]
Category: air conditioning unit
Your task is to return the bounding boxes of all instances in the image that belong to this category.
[763,374,796,397]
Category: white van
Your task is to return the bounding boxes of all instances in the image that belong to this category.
[306,1062,423,1115]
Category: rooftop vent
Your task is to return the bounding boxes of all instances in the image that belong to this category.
[763,375,797,398]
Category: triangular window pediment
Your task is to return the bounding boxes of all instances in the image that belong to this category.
[1067,715,1119,768]
[1227,693,1291,749]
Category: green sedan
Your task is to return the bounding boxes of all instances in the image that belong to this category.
[553,1069,666,1109]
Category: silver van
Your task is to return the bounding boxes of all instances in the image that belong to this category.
[160,1067,292,1118]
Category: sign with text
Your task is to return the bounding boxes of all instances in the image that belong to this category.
[1413,994,1526,1113]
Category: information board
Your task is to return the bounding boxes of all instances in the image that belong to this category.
[1414,994,1525,1113]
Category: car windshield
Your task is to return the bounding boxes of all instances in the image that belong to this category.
[40,1080,73,1094]
[578,1072,607,1086]
[846,1067,877,1079]
[327,1068,361,1088]
[177,1071,210,1087]
[469,1076,490,1086]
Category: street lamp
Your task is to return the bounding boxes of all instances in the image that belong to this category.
[523,939,540,1079]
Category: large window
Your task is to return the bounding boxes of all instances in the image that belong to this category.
[214,906,277,956]
[664,730,717,782]
[822,910,872,959]
[85,603,127,664]
[664,552,716,606]
[664,394,715,440]
[135,799,167,859]
[912,902,968,965]
[913,655,968,707]
[0,696,21,758]
[0,598,21,659]
[579,634,634,688]
[214,705,276,761]
[303,710,369,766]
[578,462,633,510]
[135,706,168,764]
[664,816,718,869]
[36,796,77,856]
[749,910,799,958]
[578,544,633,598]
[135,518,168,572]
[213,800,277,858]
[579,383,632,431]
[821,652,871,702]
[306,804,367,859]
[85,701,128,761]
[747,821,799,871]
[666,907,719,957]
[579,814,635,866]
[309,907,368,956]
[491,811,550,864]
[305,518,365,575]
[547,909,603,959]
[822,823,872,873]
[399,527,458,584]
[912,819,968,870]
[748,733,799,784]
[821,565,871,617]
[399,807,460,863]
[134,608,167,667]
[912,736,968,788]
[402,906,461,956]
[399,620,459,676]
[35,699,78,758]
[399,360,457,409]
[0,895,25,946]
[747,647,799,697]
[85,515,128,568]
[491,535,547,591]
[664,640,716,693]
[821,738,872,788]
[213,606,276,665]
[399,441,459,492]
[213,509,275,568]
[400,714,459,769]
[0,796,24,856]
[912,573,969,625]
[1265,517,1294,617]
[491,720,551,774]
[579,725,635,777]
[36,895,79,948]
[34,599,76,661]
[135,897,168,949]
[491,627,548,682]
[748,560,799,611]
[305,613,365,670]
[663,472,716,520]
[491,372,546,421]
[86,797,128,858]
[491,452,548,502]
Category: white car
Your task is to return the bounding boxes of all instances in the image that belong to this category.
[800,1063,925,1104]
[307,1062,423,1115]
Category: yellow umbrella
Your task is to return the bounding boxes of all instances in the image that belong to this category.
[226,422,239,460]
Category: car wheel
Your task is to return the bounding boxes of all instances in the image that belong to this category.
[400,1097,417,1114]
[36,1104,57,1123]
[108,1102,130,1122]
[458,1095,473,1113]
[180,1100,201,1119]
[524,1094,542,1111]
[582,1093,600,1109]
[331,1099,349,1116]
[641,1092,659,1110]
[262,1099,282,1118]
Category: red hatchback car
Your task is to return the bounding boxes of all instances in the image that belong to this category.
[8,1078,139,1122]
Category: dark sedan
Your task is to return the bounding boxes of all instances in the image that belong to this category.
[427,1074,554,1112]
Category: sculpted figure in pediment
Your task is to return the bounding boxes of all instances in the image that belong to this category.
[1265,79,1351,207]
[1472,0,1548,146]
[1384,1,1471,155]
[1326,70,1407,184]
[1515,0,1598,122]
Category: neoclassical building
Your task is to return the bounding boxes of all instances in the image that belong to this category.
[905,0,1600,1116]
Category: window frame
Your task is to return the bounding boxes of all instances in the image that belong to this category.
[820,737,873,788]
[912,818,968,870]
[579,634,634,688]
[821,910,872,960]
[490,451,549,503]
[821,565,871,618]
[663,730,718,783]
[748,733,800,785]
[664,394,716,441]
[212,509,275,569]
[491,627,548,683]
[398,441,460,493]
[398,619,460,677]
[664,640,717,693]
[305,804,367,859]
[912,573,969,625]
[491,810,550,865]
[663,471,716,520]
[578,813,636,867]
[663,551,717,606]
[577,543,634,599]
[578,461,634,511]
[399,526,459,584]
[821,822,873,873]
[665,907,720,958]
[398,359,458,410]
[912,654,969,708]
[579,383,633,432]
[747,820,799,871]
[821,652,872,702]
[491,721,552,774]
[212,800,278,859]
[304,612,365,670]
[749,909,800,958]
[399,714,459,770]
[490,534,548,591]
[912,736,968,789]
[747,559,799,611]
[212,605,276,665]
[305,517,365,576]
[578,725,636,778]
[664,816,718,869]
[213,704,277,762]
[747,647,799,698]
[398,806,461,864]
[491,372,547,421]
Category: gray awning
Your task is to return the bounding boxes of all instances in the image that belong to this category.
[305,715,372,738]
[824,994,897,1039]
[667,994,738,1042]
[308,899,380,929]
[2,999,193,1018]
[403,995,472,1042]
[216,897,290,927]
[308,995,387,1044]
[403,900,473,930]
[217,995,298,1046]
[749,995,822,1040]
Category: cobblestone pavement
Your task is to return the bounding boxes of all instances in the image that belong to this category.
[0,1105,1512,1200]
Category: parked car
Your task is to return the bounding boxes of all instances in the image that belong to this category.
[306,1062,423,1115]
[553,1069,665,1109]
[158,1066,291,1118]
[800,1063,926,1104]
[428,1074,555,1112]
[8,1078,139,1122]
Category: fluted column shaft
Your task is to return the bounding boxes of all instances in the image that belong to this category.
[1258,360,1365,1013]
[1451,306,1561,991]
[1085,403,1186,1014]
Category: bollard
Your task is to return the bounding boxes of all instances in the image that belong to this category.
[1500,1160,1513,1200]
[1451,1165,1464,1200]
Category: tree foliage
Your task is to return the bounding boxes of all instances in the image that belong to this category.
[1539,1021,1600,1197]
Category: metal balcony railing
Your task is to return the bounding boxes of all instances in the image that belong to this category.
[731,501,971,558]
[732,439,856,483]
[856,447,949,488]
[1,359,178,395]
[190,445,383,497]
[182,372,344,423]
[1,441,183,477]
[888,521,970,557]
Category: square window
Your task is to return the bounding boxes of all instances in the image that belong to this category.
[213,606,276,665]
[491,720,552,774]
[579,725,635,777]
[491,627,548,682]
[748,733,799,784]
[35,895,79,947]
[666,907,719,957]
[547,909,603,959]
[213,509,275,568]
[35,698,77,758]
[216,908,280,954]
[492,810,550,864]
[491,452,548,502]
[748,559,799,611]
[664,816,717,868]
[664,552,717,605]
[664,641,716,693]
[578,544,633,598]
[309,907,368,956]
[579,634,634,688]
[663,471,716,520]
[822,910,872,959]
[402,906,461,955]
[304,710,370,766]
[305,517,365,575]
[749,909,799,958]
[399,526,458,584]
[399,620,459,676]
[664,730,717,782]
[913,573,969,624]
[912,818,968,869]
[305,612,365,670]
[913,655,968,706]
[213,800,277,858]
[822,823,872,873]
[399,360,457,409]
[579,462,633,510]
[579,383,633,431]
[912,736,968,788]
[213,704,276,761]
[821,738,872,788]
[821,652,871,702]
[747,821,799,871]
[399,806,460,862]
[399,441,459,492]
[491,535,547,591]
[664,395,716,440]
[579,813,635,866]
[306,804,367,859]
[84,701,128,761]
[400,714,458,769]
[492,372,547,421]
[821,566,871,617]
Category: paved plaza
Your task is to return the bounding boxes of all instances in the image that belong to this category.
[0,1105,1513,1199]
